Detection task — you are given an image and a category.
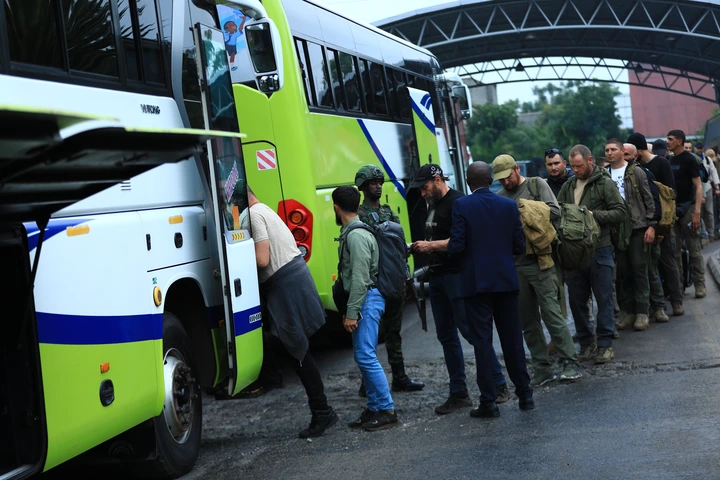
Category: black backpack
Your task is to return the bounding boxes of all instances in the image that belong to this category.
[333,221,409,312]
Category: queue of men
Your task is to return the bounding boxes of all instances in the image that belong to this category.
[242,128,707,439]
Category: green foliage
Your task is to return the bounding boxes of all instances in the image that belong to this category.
[466,81,628,164]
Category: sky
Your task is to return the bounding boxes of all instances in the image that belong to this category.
[317,0,634,128]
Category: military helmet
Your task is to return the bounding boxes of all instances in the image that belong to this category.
[355,165,384,188]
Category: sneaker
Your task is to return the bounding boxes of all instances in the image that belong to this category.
[495,383,513,404]
[559,360,582,382]
[616,311,635,330]
[362,410,399,431]
[434,392,473,415]
[653,308,669,323]
[348,408,374,428]
[578,342,598,362]
[633,313,650,331]
[530,369,557,387]
[299,407,339,438]
[672,303,685,316]
[594,347,615,364]
[696,284,707,298]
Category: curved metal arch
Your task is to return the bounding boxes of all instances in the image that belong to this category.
[375,0,720,102]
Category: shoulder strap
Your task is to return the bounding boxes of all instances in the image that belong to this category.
[337,223,372,277]
[627,165,641,198]
[527,177,540,201]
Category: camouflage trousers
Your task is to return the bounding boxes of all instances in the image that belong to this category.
[379,287,406,367]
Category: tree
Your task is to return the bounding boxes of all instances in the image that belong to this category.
[466,101,520,161]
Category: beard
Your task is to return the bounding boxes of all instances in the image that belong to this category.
[335,211,342,226]
[424,184,443,205]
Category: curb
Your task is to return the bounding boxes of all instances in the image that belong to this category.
[707,249,720,288]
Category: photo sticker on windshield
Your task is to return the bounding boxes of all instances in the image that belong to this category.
[224,161,240,202]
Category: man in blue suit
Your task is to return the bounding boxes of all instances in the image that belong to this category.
[448,161,534,418]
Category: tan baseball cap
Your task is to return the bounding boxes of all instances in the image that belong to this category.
[492,154,517,180]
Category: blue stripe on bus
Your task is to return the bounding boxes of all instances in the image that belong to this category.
[234,305,262,336]
[24,219,92,251]
[357,119,407,199]
[411,98,436,134]
[36,312,163,345]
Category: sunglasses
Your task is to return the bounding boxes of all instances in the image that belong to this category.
[545,147,563,158]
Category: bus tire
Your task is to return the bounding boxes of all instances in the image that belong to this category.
[139,312,202,479]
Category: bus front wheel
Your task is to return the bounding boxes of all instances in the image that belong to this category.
[142,312,202,478]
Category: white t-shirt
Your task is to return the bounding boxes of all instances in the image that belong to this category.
[610,164,628,199]
[247,203,301,283]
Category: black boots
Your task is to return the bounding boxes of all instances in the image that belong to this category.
[357,363,424,397]
[390,363,425,392]
[298,406,339,438]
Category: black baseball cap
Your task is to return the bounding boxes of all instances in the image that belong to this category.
[409,164,448,189]
[695,142,704,148]
[652,139,668,154]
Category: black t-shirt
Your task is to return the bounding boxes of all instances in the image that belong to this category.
[670,151,700,204]
[424,188,464,275]
[644,155,676,191]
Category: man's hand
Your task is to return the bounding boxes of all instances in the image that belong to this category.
[644,226,655,244]
[692,211,701,232]
[411,241,433,254]
[702,197,707,205]
[343,316,358,333]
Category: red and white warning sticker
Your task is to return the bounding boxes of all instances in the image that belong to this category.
[256,149,277,170]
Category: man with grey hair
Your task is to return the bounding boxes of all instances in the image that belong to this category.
[557,145,626,364]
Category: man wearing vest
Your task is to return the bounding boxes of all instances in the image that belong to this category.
[333,186,399,431]
[627,133,684,318]
[493,155,581,387]
[608,140,656,332]
[557,145,626,364]
[354,165,424,396]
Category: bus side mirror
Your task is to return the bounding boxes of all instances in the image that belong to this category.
[244,20,284,94]
[451,85,472,120]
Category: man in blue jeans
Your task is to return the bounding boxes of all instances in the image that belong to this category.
[410,164,512,415]
[333,186,399,431]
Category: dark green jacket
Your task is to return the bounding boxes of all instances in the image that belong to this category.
[556,165,626,249]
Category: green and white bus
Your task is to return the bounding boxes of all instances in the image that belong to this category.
[221,0,473,310]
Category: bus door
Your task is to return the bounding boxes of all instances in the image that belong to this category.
[193,22,263,396]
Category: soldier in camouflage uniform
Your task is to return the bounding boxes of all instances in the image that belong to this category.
[355,165,425,395]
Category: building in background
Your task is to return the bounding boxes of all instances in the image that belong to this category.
[630,67,717,141]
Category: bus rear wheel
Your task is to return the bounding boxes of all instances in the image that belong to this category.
[138,312,202,479]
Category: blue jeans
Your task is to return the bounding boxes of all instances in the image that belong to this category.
[566,246,616,348]
[352,288,394,412]
[429,273,507,395]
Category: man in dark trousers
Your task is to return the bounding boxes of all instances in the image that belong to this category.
[447,162,534,418]
[355,165,424,396]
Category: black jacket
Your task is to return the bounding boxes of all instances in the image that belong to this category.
[546,168,574,198]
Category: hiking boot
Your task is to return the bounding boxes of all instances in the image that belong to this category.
[358,380,366,398]
[633,313,650,331]
[348,408,374,428]
[530,369,557,387]
[434,392,473,415]
[559,360,582,382]
[695,284,707,298]
[578,342,598,362]
[495,383,513,404]
[672,303,685,316]
[594,347,615,364]
[616,311,635,331]
[362,410,399,431]
[391,364,425,392]
[299,407,339,438]
[519,397,536,411]
[469,402,500,418]
[653,308,669,323]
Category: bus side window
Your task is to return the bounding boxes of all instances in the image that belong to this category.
[327,48,346,111]
[118,0,141,81]
[358,59,374,115]
[157,0,172,83]
[369,62,387,116]
[4,0,64,69]
[294,38,312,106]
[339,52,361,113]
[181,4,202,128]
[394,69,411,121]
[136,0,164,85]
[306,41,333,109]
[385,67,398,119]
[407,74,416,88]
[65,0,119,77]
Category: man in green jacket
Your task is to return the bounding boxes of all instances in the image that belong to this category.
[557,145,627,364]
[355,165,424,395]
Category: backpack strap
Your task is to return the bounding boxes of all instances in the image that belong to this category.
[527,177,541,201]
[336,222,374,278]
[627,165,641,199]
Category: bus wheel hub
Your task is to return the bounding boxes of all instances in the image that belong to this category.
[163,348,196,443]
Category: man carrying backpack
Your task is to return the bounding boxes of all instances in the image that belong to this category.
[354,165,424,396]
[493,155,581,387]
[608,141,657,332]
[332,186,399,431]
[627,133,684,318]
[557,145,626,364]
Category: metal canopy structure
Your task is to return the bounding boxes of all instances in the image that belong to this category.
[375,0,720,103]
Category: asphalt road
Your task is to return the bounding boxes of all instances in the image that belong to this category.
[183,242,720,480]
